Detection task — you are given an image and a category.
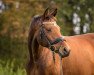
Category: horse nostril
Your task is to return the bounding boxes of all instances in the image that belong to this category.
[63,47,70,53]
[64,47,67,51]
[64,48,70,54]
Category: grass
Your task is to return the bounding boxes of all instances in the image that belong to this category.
[0,60,26,75]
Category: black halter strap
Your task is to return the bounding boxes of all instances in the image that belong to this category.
[40,25,70,57]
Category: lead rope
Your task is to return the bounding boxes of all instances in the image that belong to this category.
[52,44,64,75]
[52,51,55,63]
[60,55,63,75]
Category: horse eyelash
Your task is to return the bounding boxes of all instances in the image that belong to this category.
[46,16,50,20]
[47,29,52,32]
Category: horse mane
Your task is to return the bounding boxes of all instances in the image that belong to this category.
[28,15,41,60]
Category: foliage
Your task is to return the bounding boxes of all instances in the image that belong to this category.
[0,59,26,75]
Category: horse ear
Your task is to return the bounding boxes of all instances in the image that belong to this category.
[42,8,49,19]
[50,8,57,17]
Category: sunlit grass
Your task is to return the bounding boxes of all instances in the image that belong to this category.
[0,60,26,75]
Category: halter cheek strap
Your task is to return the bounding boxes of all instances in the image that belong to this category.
[40,26,52,47]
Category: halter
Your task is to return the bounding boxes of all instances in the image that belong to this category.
[32,21,70,75]
[40,22,70,57]
[40,22,70,75]
[43,22,57,26]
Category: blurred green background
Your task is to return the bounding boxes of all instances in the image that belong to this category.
[0,0,94,75]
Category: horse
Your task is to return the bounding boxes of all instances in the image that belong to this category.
[27,8,70,75]
[27,8,94,75]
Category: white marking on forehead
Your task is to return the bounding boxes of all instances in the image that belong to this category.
[43,22,57,26]
[34,15,40,18]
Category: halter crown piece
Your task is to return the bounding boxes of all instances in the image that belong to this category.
[42,22,57,26]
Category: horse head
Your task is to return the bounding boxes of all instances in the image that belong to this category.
[27,8,70,75]
[34,8,70,58]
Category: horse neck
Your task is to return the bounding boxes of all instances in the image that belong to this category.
[28,28,35,62]
[28,25,40,62]
[32,33,44,63]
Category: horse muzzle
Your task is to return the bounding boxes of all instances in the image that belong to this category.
[50,45,70,58]
[58,47,70,58]
[49,37,70,58]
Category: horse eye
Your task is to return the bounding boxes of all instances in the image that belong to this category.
[46,17,50,20]
[47,29,51,32]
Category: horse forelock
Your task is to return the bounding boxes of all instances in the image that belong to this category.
[32,14,57,25]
